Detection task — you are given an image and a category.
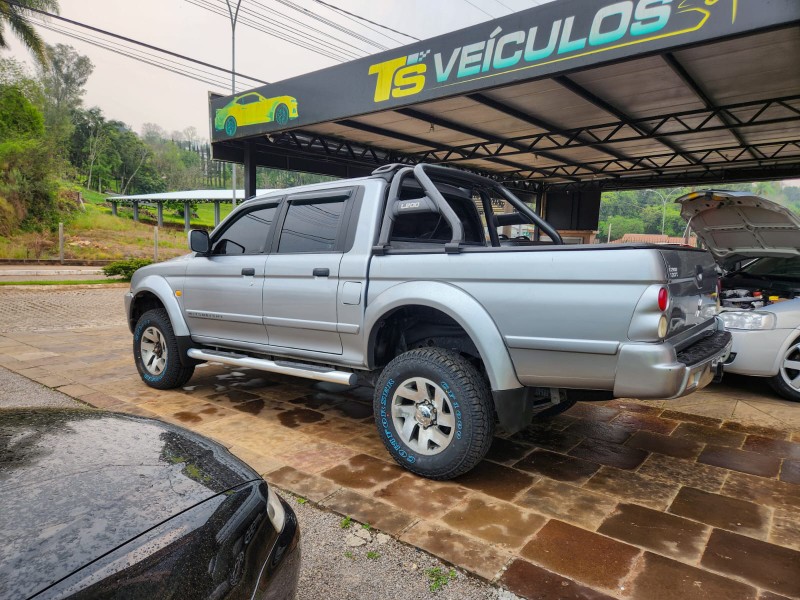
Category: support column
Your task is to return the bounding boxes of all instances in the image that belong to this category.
[184,201,191,232]
[534,189,543,242]
[244,141,256,200]
[132,202,139,222]
[157,203,163,227]
[214,201,221,226]
[111,201,118,216]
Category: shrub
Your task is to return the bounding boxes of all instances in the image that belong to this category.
[103,258,152,280]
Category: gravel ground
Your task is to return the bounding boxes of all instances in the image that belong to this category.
[0,366,84,409]
[0,366,516,600]
[287,494,514,600]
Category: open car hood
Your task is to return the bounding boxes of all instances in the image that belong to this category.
[677,191,800,267]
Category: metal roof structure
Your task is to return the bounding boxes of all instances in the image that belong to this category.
[109,189,272,202]
[210,0,800,195]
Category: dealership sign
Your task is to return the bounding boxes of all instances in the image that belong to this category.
[210,0,799,142]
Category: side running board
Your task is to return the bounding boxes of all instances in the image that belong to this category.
[186,348,357,386]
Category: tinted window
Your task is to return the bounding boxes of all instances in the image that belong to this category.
[278,199,345,253]
[213,205,277,255]
[391,196,484,244]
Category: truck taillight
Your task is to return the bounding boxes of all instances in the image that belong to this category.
[658,287,669,312]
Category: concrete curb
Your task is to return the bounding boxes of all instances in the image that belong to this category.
[0,283,129,290]
[0,269,105,276]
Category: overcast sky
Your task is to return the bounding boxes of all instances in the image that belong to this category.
[4,0,550,139]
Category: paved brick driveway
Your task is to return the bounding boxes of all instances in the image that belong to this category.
[1,287,799,599]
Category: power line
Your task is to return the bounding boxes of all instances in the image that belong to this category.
[237,0,370,57]
[6,0,270,85]
[28,16,239,91]
[462,0,496,19]
[308,0,407,46]
[184,0,356,63]
[492,0,515,12]
[257,0,391,51]
[309,0,420,42]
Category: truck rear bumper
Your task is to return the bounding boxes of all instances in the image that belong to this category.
[613,327,732,400]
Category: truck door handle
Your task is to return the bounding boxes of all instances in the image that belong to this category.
[241,268,255,276]
[312,268,330,277]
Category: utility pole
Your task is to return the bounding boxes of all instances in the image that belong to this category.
[646,188,681,236]
[226,0,242,208]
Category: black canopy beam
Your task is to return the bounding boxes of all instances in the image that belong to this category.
[500,140,800,180]
[662,52,760,161]
[466,92,640,167]
[334,118,558,180]
[395,106,608,180]
[553,74,700,165]
[403,95,800,166]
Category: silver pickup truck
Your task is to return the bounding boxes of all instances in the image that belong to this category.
[125,164,731,479]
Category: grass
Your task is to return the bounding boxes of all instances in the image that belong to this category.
[365,551,380,560]
[0,279,123,286]
[426,567,457,592]
[295,497,307,505]
[340,516,352,529]
[0,186,199,261]
[0,185,243,261]
[344,551,355,560]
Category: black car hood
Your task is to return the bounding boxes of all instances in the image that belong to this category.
[0,409,260,599]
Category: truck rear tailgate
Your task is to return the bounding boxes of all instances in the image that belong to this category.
[659,248,719,344]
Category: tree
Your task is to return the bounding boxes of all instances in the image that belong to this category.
[0,84,43,139]
[37,43,93,141]
[599,215,646,242]
[0,0,59,64]
[0,82,60,233]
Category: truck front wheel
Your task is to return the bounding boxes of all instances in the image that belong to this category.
[133,308,195,390]
[373,348,494,480]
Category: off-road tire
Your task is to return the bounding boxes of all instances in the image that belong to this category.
[768,336,800,403]
[133,308,194,390]
[374,348,494,480]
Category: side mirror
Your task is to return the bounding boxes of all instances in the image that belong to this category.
[189,229,210,254]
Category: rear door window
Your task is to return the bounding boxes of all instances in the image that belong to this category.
[277,198,347,253]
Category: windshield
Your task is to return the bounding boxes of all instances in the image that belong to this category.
[740,257,800,279]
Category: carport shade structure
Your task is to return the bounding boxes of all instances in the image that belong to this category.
[209,0,800,222]
[108,189,272,231]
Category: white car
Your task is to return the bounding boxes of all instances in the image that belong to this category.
[679,191,800,402]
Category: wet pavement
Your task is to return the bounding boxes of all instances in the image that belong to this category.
[1,287,799,600]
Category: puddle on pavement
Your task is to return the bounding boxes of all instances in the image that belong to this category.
[277,408,326,428]
[174,411,203,424]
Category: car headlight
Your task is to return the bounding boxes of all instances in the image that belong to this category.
[266,485,286,532]
[719,311,776,331]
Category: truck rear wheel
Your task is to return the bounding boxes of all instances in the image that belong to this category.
[133,308,195,390]
[373,348,494,480]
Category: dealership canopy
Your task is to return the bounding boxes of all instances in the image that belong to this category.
[209,0,800,195]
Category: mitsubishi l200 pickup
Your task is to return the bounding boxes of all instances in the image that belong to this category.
[125,164,731,479]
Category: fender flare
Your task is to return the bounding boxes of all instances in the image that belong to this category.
[363,281,522,392]
[130,275,190,337]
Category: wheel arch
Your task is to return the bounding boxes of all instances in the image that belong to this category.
[363,281,522,392]
[129,275,190,337]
